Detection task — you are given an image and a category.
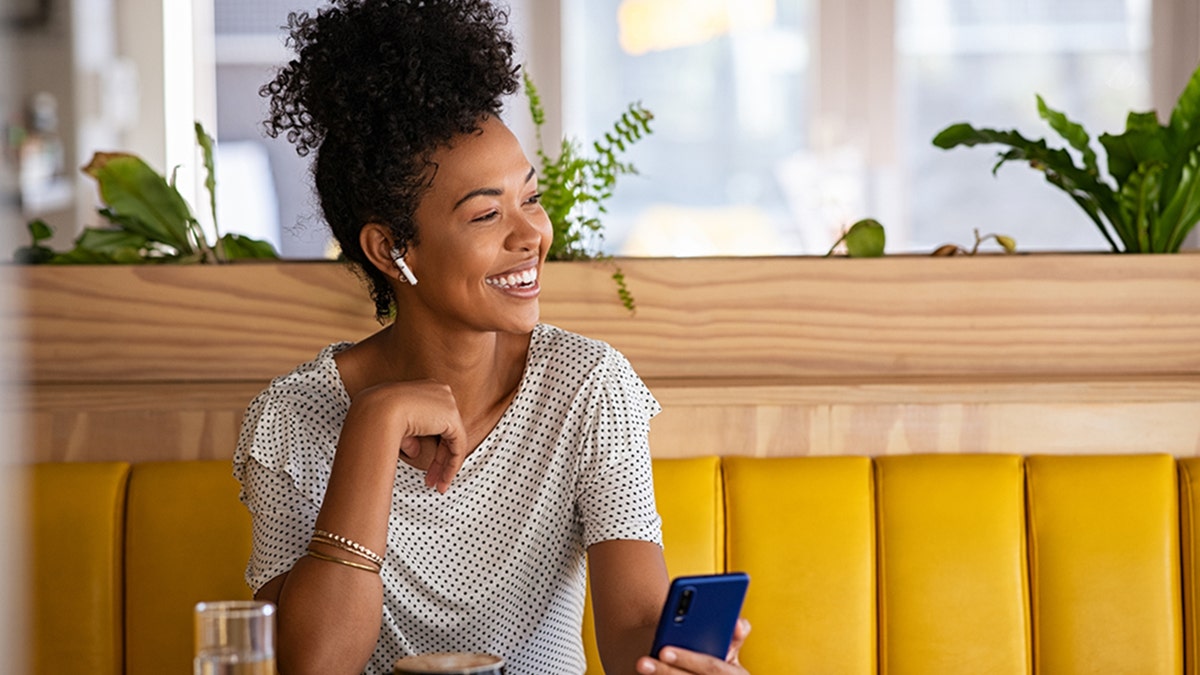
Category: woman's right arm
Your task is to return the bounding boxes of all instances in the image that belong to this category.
[254,380,468,675]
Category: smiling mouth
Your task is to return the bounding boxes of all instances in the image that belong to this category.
[485,267,538,290]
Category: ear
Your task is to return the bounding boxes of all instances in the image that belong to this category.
[360,223,405,279]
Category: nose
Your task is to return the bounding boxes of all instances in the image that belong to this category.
[507,206,551,252]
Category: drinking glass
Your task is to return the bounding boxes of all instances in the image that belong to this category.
[194,600,276,675]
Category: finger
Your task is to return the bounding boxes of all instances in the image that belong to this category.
[635,655,696,675]
[426,427,469,494]
[398,436,421,459]
[636,655,681,674]
[648,647,744,674]
[726,617,751,662]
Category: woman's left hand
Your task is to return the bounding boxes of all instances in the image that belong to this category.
[635,618,751,674]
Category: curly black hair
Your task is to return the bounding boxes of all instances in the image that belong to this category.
[260,0,520,318]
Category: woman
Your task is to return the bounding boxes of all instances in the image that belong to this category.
[233,1,750,674]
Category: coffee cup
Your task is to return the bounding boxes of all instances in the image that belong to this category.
[393,652,505,674]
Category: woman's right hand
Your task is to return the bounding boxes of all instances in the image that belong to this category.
[266,379,468,675]
[636,618,752,675]
[342,379,469,493]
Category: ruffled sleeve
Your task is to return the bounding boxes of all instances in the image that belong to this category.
[575,347,663,549]
[231,343,352,590]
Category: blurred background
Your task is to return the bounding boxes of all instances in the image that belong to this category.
[1,5,29,670]
[2,0,1198,259]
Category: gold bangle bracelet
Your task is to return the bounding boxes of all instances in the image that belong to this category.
[311,529,386,567]
[305,547,381,574]
[311,532,385,567]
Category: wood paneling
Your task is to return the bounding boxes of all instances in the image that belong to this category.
[7,256,1200,462]
[648,377,1200,458]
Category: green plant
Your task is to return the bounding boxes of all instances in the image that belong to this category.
[524,72,653,312]
[14,122,279,264]
[932,64,1200,253]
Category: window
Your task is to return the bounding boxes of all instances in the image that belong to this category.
[561,0,814,256]
[206,0,1196,257]
[213,0,328,259]
[898,0,1152,252]
[556,0,1175,256]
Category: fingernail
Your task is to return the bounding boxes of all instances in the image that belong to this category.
[661,649,677,664]
[636,658,656,674]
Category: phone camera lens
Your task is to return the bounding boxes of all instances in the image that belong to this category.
[673,588,695,623]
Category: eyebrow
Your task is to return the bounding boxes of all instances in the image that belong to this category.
[453,166,537,211]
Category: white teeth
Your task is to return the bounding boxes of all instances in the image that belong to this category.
[486,267,537,289]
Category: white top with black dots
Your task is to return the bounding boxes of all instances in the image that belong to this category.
[233,323,663,675]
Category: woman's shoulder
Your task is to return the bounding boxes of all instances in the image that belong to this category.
[235,342,354,489]
[255,341,355,407]
[530,323,620,369]
[527,324,645,394]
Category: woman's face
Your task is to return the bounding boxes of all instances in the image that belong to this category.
[404,116,553,335]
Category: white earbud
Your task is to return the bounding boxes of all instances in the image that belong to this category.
[390,248,418,285]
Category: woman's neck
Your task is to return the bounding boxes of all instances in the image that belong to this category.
[336,323,532,446]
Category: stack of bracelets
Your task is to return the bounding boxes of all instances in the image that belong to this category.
[306,528,385,574]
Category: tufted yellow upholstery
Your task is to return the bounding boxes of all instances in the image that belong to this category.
[28,461,129,675]
[27,454,1199,674]
[653,456,725,577]
[724,456,875,674]
[1026,454,1181,675]
[876,454,1029,675]
[124,461,253,675]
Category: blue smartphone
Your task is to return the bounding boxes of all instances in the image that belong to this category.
[649,572,750,660]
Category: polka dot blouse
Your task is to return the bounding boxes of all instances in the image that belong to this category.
[233,323,663,675]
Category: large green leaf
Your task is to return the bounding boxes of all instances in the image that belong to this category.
[195,122,220,240]
[217,233,280,260]
[1118,162,1164,251]
[934,122,1123,246]
[1098,112,1169,187]
[1158,149,1200,252]
[49,248,120,264]
[74,227,150,255]
[82,152,195,253]
[932,124,1082,179]
[1169,63,1200,149]
[1037,95,1098,175]
[1045,173,1123,251]
[1155,71,1200,220]
[932,123,1029,152]
[51,227,172,263]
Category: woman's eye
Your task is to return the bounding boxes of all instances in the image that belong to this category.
[525,192,543,205]
[472,210,500,223]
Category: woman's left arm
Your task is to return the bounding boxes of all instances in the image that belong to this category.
[587,539,669,673]
[588,540,752,675]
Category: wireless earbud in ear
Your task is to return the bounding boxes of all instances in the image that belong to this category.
[390,247,418,285]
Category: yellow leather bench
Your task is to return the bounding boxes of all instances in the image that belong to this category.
[26,455,1200,674]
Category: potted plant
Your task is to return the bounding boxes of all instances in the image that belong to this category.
[13,123,279,264]
[932,63,1200,253]
[523,73,653,311]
